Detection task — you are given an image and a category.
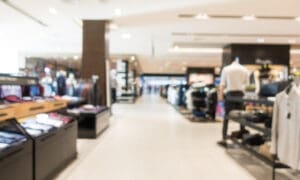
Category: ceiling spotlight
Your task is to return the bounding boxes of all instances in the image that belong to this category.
[121,33,131,39]
[195,13,209,20]
[114,8,122,16]
[130,56,136,62]
[257,38,265,43]
[48,7,58,15]
[288,39,296,44]
[242,15,256,21]
[295,17,300,21]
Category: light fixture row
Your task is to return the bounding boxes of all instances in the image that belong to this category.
[170,46,300,54]
[193,13,300,21]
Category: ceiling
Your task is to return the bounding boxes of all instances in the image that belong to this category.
[1,0,300,73]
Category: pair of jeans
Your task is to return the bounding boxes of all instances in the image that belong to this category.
[222,91,245,140]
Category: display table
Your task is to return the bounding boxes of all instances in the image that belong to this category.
[0,120,33,180]
[0,100,77,180]
[77,108,111,139]
[33,120,77,180]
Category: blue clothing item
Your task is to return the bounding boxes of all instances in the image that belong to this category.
[0,131,26,141]
[30,85,40,96]
[0,137,16,144]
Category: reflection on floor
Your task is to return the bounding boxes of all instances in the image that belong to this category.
[55,95,299,180]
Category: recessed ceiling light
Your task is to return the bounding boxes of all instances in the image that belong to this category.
[114,8,122,16]
[121,33,131,39]
[288,39,296,44]
[48,7,58,15]
[242,15,256,21]
[169,47,223,54]
[291,49,300,54]
[295,17,300,21]
[195,13,209,20]
[257,38,265,43]
[109,23,119,30]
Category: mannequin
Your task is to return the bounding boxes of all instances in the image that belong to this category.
[218,57,250,146]
[66,73,77,96]
[40,68,55,97]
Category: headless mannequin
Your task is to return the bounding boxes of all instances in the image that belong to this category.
[218,57,249,146]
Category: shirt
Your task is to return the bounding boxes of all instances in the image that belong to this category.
[270,84,300,169]
[220,62,249,92]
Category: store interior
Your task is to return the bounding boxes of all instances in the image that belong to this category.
[1,0,300,180]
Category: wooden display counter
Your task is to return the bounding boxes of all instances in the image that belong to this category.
[0,100,67,121]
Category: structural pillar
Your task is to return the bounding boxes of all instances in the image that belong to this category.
[81,20,110,106]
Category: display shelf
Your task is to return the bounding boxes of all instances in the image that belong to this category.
[224,97,288,180]
[226,96,274,106]
[0,74,38,85]
[229,116,271,136]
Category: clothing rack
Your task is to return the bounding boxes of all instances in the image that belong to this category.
[224,96,289,180]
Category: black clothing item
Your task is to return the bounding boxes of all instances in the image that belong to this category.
[57,75,66,96]
[222,91,245,140]
[242,133,265,146]
[230,129,250,139]
[265,117,272,128]
[111,88,116,103]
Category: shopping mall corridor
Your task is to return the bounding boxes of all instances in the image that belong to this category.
[56,95,272,180]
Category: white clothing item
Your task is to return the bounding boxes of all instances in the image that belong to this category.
[270,84,300,169]
[36,118,63,128]
[220,62,249,92]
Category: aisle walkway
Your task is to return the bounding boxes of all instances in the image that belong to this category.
[56,96,291,180]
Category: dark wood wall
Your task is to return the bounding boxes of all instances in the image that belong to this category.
[222,44,290,67]
[81,20,109,106]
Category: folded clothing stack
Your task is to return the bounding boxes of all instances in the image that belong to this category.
[48,113,72,124]
[228,110,272,125]
[0,131,27,151]
[21,113,72,137]
[78,105,107,114]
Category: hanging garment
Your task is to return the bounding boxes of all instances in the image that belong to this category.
[271,84,300,169]
[57,75,67,96]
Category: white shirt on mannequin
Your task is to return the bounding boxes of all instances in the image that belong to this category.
[220,61,249,92]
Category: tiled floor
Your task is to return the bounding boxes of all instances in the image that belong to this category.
[55,95,299,180]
